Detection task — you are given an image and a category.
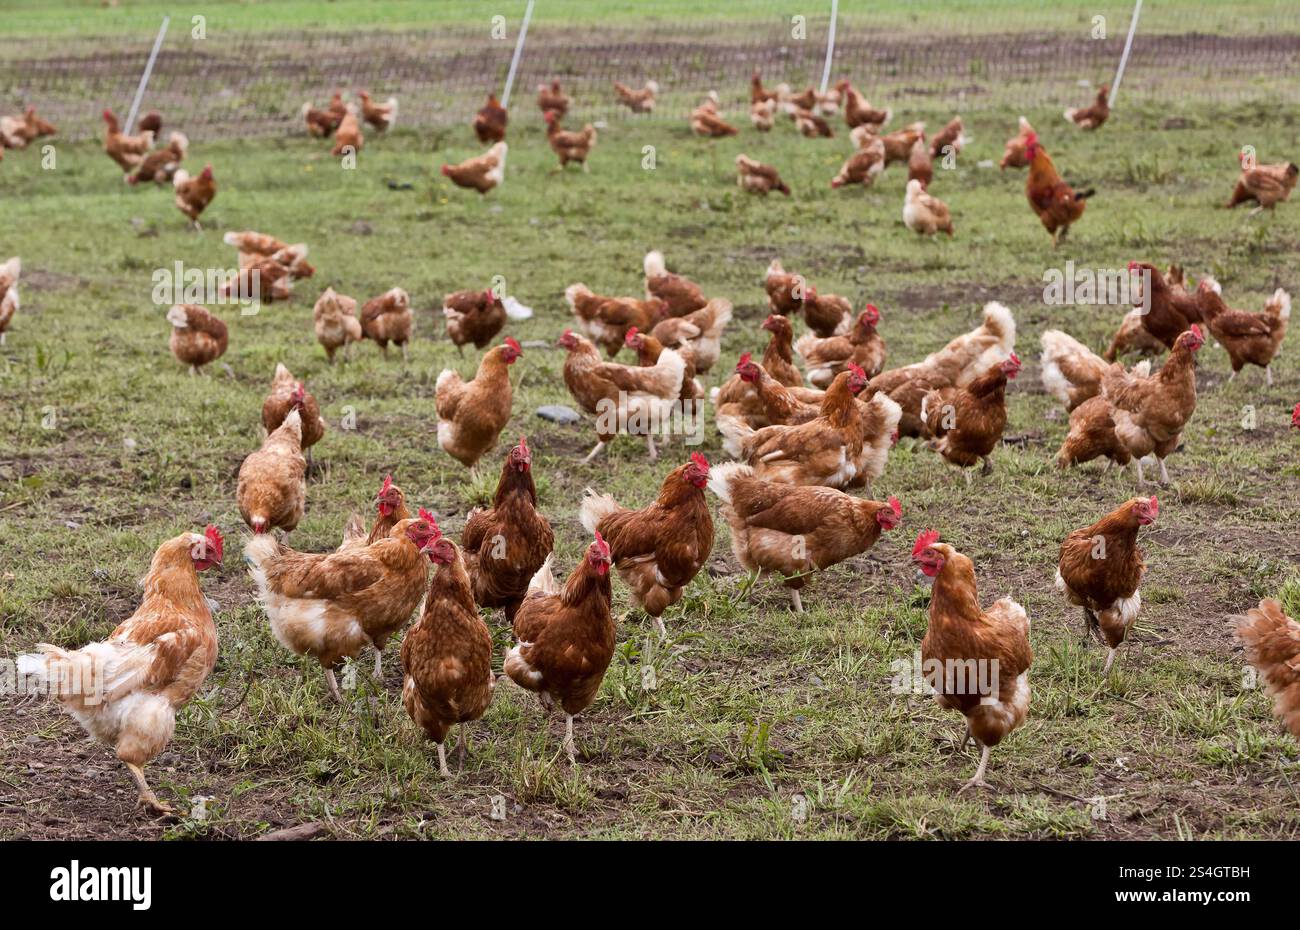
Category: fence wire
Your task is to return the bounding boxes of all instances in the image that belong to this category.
[2,2,1298,143]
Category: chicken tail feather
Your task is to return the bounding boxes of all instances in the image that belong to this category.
[706,461,752,504]
[579,488,621,536]
[1235,599,1300,740]
[526,554,558,596]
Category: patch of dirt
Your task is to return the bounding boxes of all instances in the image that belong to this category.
[887,280,1048,313]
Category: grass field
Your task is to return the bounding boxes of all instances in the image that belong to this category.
[3,0,1297,36]
[2,5,1300,840]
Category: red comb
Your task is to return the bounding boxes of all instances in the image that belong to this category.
[518,435,529,451]
[847,361,866,377]
[1148,495,1159,516]
[1190,324,1202,338]
[737,352,752,366]
[505,336,521,352]
[912,529,940,559]
[417,508,440,533]
[381,474,393,494]
[592,530,610,557]
[625,327,640,345]
[204,524,224,561]
[690,452,710,472]
[888,496,902,517]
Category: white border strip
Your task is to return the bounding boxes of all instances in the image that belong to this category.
[125,15,170,135]
[820,0,840,94]
[501,0,535,109]
[1110,0,1143,106]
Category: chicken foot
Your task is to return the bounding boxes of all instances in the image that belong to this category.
[125,761,173,816]
[958,745,992,793]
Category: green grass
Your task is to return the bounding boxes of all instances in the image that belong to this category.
[3,0,1298,37]
[1,75,1299,838]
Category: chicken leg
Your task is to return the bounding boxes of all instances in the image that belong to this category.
[457,724,470,770]
[324,668,343,703]
[437,741,451,777]
[373,649,382,680]
[563,714,577,764]
[789,588,804,613]
[1102,647,1119,674]
[1081,607,1099,645]
[958,745,992,792]
[125,761,173,815]
[583,440,607,464]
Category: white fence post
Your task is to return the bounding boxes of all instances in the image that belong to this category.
[501,0,535,109]
[819,0,840,94]
[125,15,170,135]
[1110,0,1143,106]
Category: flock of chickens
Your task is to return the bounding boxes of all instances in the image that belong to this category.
[6,69,1300,818]
[434,74,1297,248]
